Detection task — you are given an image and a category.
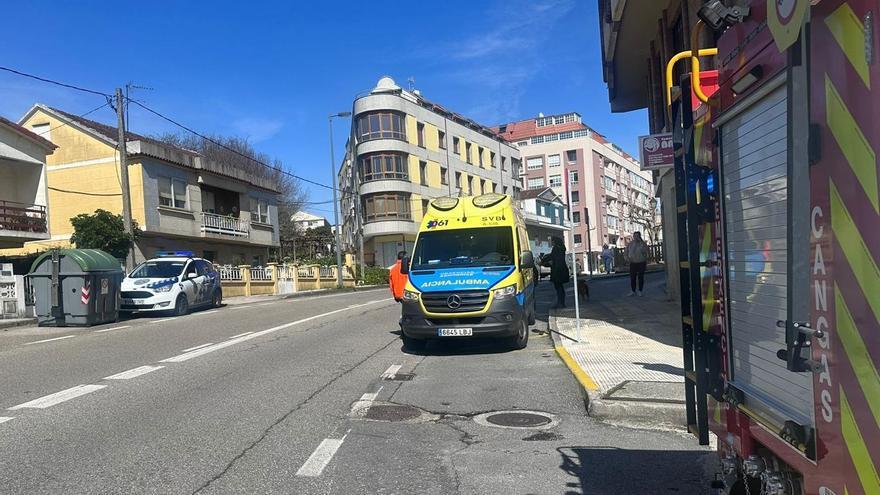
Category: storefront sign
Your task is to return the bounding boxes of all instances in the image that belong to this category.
[638,133,674,171]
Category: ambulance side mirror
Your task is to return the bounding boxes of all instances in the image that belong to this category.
[400,256,410,275]
[520,251,535,270]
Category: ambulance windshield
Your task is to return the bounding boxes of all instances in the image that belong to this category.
[411,227,514,270]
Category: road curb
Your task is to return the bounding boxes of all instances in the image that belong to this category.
[548,310,686,426]
[0,318,37,330]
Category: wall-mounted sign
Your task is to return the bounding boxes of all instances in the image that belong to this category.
[638,133,674,171]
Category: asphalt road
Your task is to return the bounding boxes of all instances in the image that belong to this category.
[0,283,714,494]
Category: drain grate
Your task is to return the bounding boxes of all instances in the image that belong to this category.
[383,373,415,381]
[473,410,559,430]
[364,404,422,422]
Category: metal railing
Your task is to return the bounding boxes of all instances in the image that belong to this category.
[200,212,249,237]
[250,266,272,281]
[0,200,47,233]
[217,265,242,280]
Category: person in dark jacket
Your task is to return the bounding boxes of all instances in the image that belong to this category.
[541,237,570,309]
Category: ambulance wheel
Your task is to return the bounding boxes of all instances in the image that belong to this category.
[212,289,223,308]
[174,294,189,316]
[509,319,529,350]
[402,335,427,352]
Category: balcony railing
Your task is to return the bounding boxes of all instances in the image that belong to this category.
[0,201,47,233]
[200,212,249,237]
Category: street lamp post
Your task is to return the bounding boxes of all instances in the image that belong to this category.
[329,111,352,288]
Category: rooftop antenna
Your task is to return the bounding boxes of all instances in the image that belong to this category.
[124,82,154,132]
[407,76,416,91]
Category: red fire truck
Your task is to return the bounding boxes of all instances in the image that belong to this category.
[667,1,879,494]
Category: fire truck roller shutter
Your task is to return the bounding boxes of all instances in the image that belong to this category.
[721,81,814,427]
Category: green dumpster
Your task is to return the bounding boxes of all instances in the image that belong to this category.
[27,249,124,326]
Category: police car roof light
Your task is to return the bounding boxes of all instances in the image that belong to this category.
[156,250,195,258]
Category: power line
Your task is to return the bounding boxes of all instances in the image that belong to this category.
[45,101,112,134]
[48,186,120,197]
[0,66,112,97]
[128,100,343,193]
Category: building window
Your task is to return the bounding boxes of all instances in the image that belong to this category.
[477,146,484,167]
[31,123,51,142]
[453,136,460,154]
[526,157,544,170]
[479,179,485,195]
[607,215,619,228]
[503,186,509,195]
[574,234,582,246]
[359,152,408,182]
[530,136,544,145]
[492,183,498,193]
[501,156,507,171]
[158,177,187,209]
[558,131,573,140]
[490,151,496,168]
[548,154,561,167]
[441,166,448,185]
[511,158,521,176]
[455,171,462,189]
[566,150,577,163]
[468,175,474,195]
[573,129,589,138]
[419,160,428,186]
[250,197,269,224]
[549,175,562,188]
[466,142,473,164]
[422,199,429,216]
[572,211,581,225]
[603,176,615,190]
[569,170,579,185]
[517,140,528,147]
[357,111,406,141]
[438,130,446,149]
[527,177,545,190]
[363,193,412,222]
[417,122,425,148]
[571,191,580,204]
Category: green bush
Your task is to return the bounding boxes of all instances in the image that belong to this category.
[361,266,389,285]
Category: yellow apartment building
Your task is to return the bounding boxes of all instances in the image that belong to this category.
[0,105,281,265]
[338,77,523,267]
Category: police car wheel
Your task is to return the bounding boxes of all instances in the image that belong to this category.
[174,294,189,316]
[212,289,222,308]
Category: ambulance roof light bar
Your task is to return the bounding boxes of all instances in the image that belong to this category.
[697,1,750,32]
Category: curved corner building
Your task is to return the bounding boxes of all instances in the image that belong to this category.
[339,77,522,268]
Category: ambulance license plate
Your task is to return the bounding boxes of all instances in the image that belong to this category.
[438,328,473,337]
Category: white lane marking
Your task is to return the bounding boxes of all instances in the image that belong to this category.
[150,318,176,324]
[159,299,389,363]
[228,332,253,339]
[0,417,13,424]
[199,310,219,315]
[350,387,383,416]
[295,431,350,477]
[255,302,274,307]
[24,335,75,345]
[181,343,214,353]
[104,365,164,380]
[228,306,247,310]
[380,364,402,380]
[8,384,106,410]
[94,325,131,333]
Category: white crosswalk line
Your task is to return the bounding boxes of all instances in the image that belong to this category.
[103,365,164,380]
[94,325,131,333]
[295,432,350,477]
[25,335,75,345]
[0,417,14,424]
[380,364,402,380]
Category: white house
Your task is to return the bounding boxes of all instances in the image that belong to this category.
[291,211,330,232]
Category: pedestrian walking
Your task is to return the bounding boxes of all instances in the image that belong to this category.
[601,244,614,274]
[389,250,408,302]
[541,237,570,309]
[625,232,649,296]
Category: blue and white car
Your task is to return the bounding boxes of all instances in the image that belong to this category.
[120,252,222,315]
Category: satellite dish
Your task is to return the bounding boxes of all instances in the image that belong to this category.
[372,76,400,93]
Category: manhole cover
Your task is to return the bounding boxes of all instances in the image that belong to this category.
[364,404,421,422]
[473,410,559,430]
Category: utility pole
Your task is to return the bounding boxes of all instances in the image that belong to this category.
[585,207,593,278]
[116,88,134,271]
[328,112,351,288]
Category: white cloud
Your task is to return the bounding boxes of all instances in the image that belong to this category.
[231,116,284,142]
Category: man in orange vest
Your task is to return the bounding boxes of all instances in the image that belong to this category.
[389,250,408,302]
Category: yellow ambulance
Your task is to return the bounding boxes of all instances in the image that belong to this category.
[399,193,536,351]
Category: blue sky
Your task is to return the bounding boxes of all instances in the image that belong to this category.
[0,0,647,216]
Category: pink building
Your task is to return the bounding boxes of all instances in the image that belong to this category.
[494,112,654,269]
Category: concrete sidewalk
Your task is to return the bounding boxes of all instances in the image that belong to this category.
[549,272,686,425]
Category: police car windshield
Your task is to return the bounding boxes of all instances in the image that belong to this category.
[412,227,514,269]
[130,260,186,279]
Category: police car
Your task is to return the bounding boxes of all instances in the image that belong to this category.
[120,251,222,315]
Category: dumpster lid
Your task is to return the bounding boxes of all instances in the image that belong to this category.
[30,249,122,273]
